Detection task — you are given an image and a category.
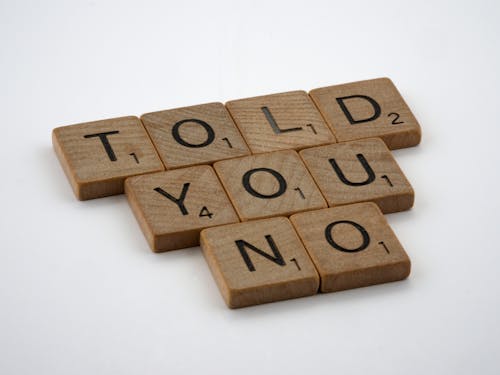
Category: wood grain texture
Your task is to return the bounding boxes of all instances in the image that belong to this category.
[141,102,250,169]
[52,116,164,200]
[226,90,336,153]
[309,78,421,149]
[200,217,319,308]
[125,165,239,252]
[214,150,327,221]
[300,138,414,213]
[290,203,411,293]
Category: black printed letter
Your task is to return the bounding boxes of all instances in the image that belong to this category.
[235,235,286,272]
[325,220,370,253]
[336,95,381,124]
[84,131,120,161]
[154,183,190,215]
[329,153,375,186]
[242,168,287,199]
[172,119,215,148]
[261,106,302,134]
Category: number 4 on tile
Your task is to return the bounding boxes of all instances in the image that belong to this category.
[199,206,214,219]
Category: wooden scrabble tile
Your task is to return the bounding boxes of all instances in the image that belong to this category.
[309,78,421,149]
[141,102,250,169]
[300,138,414,213]
[125,165,239,252]
[290,203,411,293]
[52,116,165,200]
[226,91,336,153]
[201,217,319,308]
[213,150,327,221]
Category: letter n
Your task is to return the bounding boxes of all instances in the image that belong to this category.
[235,235,286,272]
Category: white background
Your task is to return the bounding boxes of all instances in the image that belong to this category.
[1,0,499,374]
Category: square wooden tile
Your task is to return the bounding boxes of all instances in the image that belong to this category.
[125,165,239,252]
[226,91,336,153]
[309,78,421,149]
[52,116,164,200]
[300,138,414,213]
[141,102,250,169]
[214,150,327,221]
[290,203,411,293]
[201,217,319,308]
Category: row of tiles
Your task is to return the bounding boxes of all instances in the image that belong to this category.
[53,77,421,200]
[201,202,411,308]
[125,138,414,252]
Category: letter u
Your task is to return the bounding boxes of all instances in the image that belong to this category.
[329,153,375,186]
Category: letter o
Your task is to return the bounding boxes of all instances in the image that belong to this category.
[171,119,215,148]
[242,168,287,199]
[324,220,370,253]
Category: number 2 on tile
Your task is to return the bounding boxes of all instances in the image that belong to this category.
[388,112,404,125]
